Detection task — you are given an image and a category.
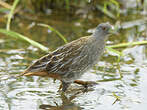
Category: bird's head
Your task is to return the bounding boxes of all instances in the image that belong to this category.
[93,22,114,40]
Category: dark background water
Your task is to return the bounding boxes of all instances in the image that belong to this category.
[0,0,147,110]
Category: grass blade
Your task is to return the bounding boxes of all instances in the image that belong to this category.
[65,0,70,11]
[6,0,20,30]
[96,4,116,19]
[0,29,49,52]
[107,40,147,48]
[106,46,122,56]
[38,23,68,44]
[0,8,9,13]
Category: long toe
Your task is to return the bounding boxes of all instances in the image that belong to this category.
[74,80,97,87]
[74,80,98,92]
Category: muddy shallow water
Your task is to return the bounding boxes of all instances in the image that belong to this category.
[0,1,147,110]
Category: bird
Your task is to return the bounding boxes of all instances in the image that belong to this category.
[18,22,113,92]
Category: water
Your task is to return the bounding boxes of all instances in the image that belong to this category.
[0,1,147,110]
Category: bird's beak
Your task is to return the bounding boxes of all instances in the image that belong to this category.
[108,25,119,35]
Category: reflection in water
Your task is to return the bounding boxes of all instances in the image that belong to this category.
[0,45,147,110]
[39,92,82,110]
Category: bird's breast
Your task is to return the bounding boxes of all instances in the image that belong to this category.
[72,41,105,73]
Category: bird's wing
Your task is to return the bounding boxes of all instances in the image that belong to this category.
[46,36,89,75]
[22,53,53,75]
[22,36,89,76]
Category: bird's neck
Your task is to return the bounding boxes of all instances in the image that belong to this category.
[91,33,106,43]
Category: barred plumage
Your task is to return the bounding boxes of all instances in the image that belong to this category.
[21,22,112,91]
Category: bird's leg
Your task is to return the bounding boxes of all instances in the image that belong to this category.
[74,80,97,92]
[59,81,71,92]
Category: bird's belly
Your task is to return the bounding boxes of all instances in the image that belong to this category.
[62,49,103,82]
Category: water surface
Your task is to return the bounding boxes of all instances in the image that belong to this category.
[0,1,147,110]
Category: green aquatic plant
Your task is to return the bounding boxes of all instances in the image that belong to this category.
[108,40,147,48]
[112,92,121,105]
[0,29,49,52]
[109,0,120,17]
[65,0,70,11]
[38,23,68,43]
[96,0,120,19]
[0,8,9,13]
[6,0,20,31]
[106,46,123,78]
[96,5,116,19]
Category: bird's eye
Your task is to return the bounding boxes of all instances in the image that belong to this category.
[102,27,106,30]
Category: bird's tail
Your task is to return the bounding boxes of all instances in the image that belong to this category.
[1,69,32,81]
[14,70,48,78]
[5,71,28,80]
[1,70,48,82]
[14,71,28,77]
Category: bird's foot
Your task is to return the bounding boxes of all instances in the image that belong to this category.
[58,81,71,92]
[74,80,98,92]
